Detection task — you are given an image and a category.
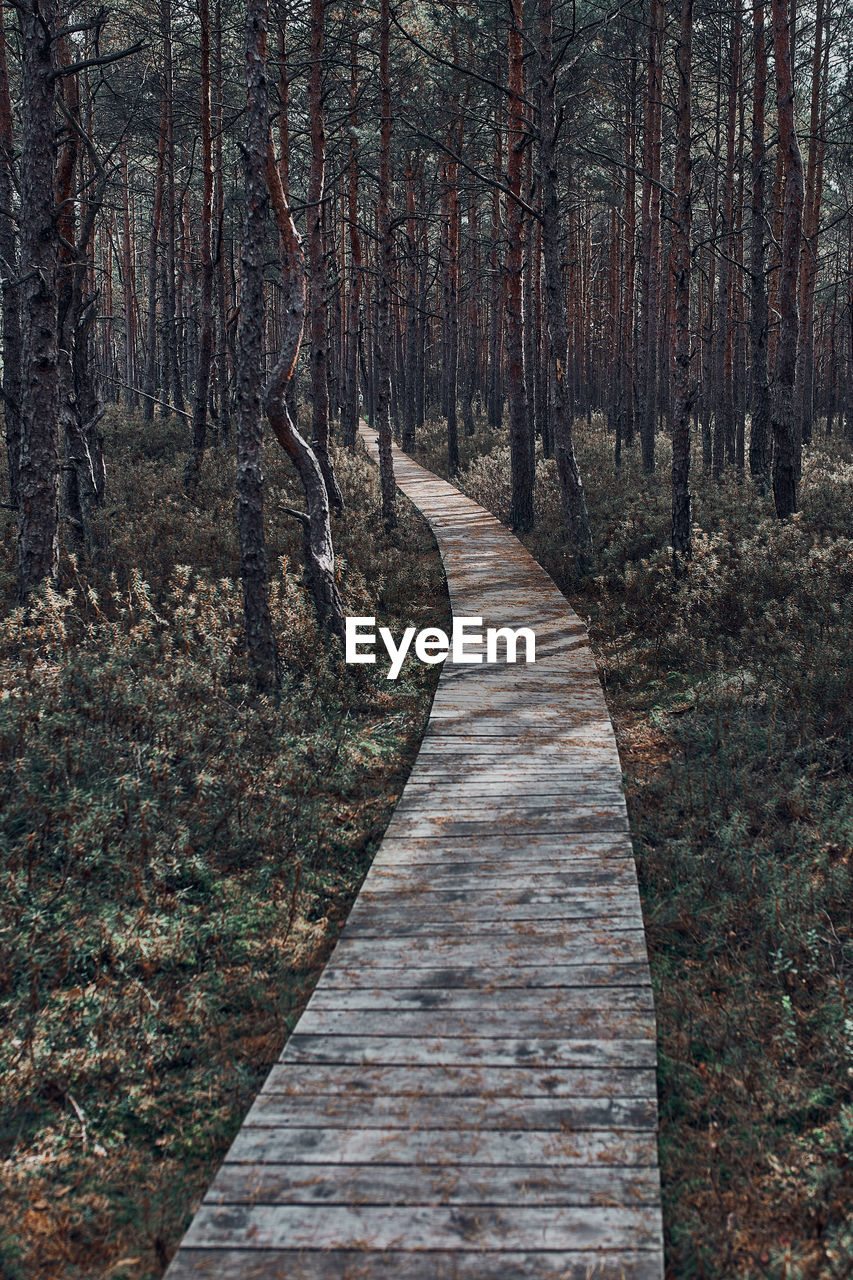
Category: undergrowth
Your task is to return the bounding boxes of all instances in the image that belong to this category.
[0,412,449,1279]
[417,410,853,1280]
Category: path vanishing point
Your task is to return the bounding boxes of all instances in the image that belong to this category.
[166,424,664,1279]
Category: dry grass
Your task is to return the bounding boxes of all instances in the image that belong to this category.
[0,411,449,1279]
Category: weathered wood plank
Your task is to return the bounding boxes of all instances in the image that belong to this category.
[281,1035,657,1070]
[323,932,649,970]
[202,1161,661,1208]
[167,1249,664,1280]
[257,1063,657,1099]
[245,1091,657,1132]
[318,962,651,991]
[182,1203,661,1252]
[223,1125,659,1169]
[293,1006,653,1043]
[300,986,654,1017]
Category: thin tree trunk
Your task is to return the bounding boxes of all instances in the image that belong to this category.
[237,0,278,691]
[161,0,184,417]
[185,0,215,488]
[714,5,740,478]
[266,141,344,637]
[341,7,363,448]
[214,0,231,441]
[0,0,22,507]
[507,0,533,530]
[795,0,826,449]
[375,0,397,526]
[142,90,167,424]
[770,0,804,517]
[537,0,592,569]
[749,0,771,484]
[638,0,664,474]
[16,0,61,601]
[307,0,342,510]
[671,0,694,569]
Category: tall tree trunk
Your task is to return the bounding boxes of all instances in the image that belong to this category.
[714,5,740,478]
[749,0,771,484]
[0,0,22,507]
[443,137,461,473]
[618,45,637,461]
[375,0,397,525]
[161,0,184,417]
[770,0,804,517]
[266,141,345,637]
[402,154,418,451]
[142,90,167,423]
[537,0,592,569]
[638,0,664,473]
[214,0,231,441]
[795,0,826,449]
[671,0,694,569]
[17,0,61,601]
[237,0,278,691]
[307,0,342,510]
[341,7,363,448]
[506,0,533,530]
[488,104,504,429]
[120,143,137,409]
[185,0,215,489]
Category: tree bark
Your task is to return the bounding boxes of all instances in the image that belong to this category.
[0,0,22,507]
[237,0,279,692]
[341,7,363,449]
[16,0,61,601]
[770,0,804,517]
[307,0,342,511]
[185,0,215,489]
[375,0,397,526]
[142,89,167,424]
[748,0,771,485]
[537,0,593,570]
[671,0,694,570]
[638,0,664,474]
[266,141,345,638]
[506,0,534,530]
[795,0,826,449]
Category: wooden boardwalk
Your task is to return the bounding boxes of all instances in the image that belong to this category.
[166,426,663,1279]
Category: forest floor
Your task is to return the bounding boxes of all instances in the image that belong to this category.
[416,413,853,1280]
[0,413,449,1280]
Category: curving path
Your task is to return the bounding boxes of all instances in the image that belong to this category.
[166,425,663,1279]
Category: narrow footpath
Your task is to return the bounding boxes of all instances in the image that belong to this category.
[166,425,664,1279]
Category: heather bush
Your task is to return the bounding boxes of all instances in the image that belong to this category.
[0,413,449,1279]
[426,410,853,1279]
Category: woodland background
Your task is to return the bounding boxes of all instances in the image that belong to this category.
[0,0,852,1274]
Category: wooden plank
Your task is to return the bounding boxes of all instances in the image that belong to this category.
[361,867,640,892]
[167,1248,664,1280]
[257,1063,657,1099]
[203,1161,661,1207]
[293,1007,653,1043]
[373,832,637,859]
[343,893,643,927]
[318,963,651,991]
[301,987,654,1017]
[281,1035,657,1070]
[245,1091,657,1133]
[323,932,648,969]
[223,1126,659,1169]
[182,1203,661,1252]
